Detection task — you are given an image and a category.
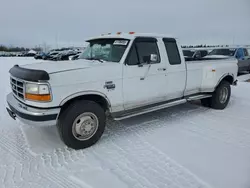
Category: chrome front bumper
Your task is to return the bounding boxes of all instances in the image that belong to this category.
[6,93,60,126]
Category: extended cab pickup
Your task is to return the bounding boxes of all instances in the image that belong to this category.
[6,32,238,149]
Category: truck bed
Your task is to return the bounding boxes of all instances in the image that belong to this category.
[184,58,238,96]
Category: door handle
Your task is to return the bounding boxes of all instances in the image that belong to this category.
[158,68,166,71]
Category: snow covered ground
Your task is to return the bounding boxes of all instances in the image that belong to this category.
[1,57,250,188]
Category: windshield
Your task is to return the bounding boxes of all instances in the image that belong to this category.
[79,38,130,62]
[208,48,236,56]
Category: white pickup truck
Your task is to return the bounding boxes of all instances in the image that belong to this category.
[6,32,238,149]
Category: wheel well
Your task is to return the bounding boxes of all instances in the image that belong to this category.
[61,94,110,113]
[222,75,234,85]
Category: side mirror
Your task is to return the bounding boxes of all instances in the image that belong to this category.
[150,54,158,62]
[142,54,158,64]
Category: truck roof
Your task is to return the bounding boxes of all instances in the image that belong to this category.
[86,32,176,41]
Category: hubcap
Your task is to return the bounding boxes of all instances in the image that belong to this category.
[219,87,228,104]
[72,112,99,141]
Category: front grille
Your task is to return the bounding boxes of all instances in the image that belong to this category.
[10,77,24,100]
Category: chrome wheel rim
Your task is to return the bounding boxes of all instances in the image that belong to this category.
[219,87,228,104]
[72,112,99,141]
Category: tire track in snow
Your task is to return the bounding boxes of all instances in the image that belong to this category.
[127,123,212,188]
[81,118,212,188]
[47,106,211,188]
[0,128,86,188]
[182,111,250,149]
[0,132,30,161]
[0,101,244,188]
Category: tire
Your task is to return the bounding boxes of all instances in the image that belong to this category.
[210,80,231,109]
[200,97,212,107]
[201,81,231,109]
[57,100,106,150]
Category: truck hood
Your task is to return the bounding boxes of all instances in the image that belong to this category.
[20,59,109,74]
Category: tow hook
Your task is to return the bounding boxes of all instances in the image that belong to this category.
[6,108,16,120]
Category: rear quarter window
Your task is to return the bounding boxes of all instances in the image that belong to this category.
[163,38,181,65]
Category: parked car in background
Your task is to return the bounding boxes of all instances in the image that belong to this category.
[43,51,60,60]
[183,49,208,61]
[206,47,250,73]
[34,52,47,59]
[69,53,81,60]
[57,50,81,61]
[247,48,250,60]
[50,53,62,61]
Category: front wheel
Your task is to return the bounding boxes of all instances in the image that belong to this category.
[57,100,106,150]
[201,80,231,109]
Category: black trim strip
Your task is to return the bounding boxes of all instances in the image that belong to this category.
[86,38,129,43]
[7,102,57,122]
[9,65,50,82]
[184,92,211,99]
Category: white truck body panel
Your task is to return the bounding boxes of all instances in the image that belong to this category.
[165,39,187,100]
[7,32,238,121]
[185,59,237,95]
[21,60,125,112]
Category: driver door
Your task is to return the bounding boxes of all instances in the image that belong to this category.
[122,37,167,110]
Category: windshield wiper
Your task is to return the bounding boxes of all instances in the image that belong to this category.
[85,57,104,63]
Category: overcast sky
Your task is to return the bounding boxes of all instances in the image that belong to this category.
[0,0,250,48]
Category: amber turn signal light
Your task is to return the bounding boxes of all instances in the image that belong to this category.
[25,93,51,102]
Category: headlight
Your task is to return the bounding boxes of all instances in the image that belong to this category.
[25,83,51,102]
[25,83,39,94]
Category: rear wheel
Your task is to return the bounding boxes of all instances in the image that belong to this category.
[57,100,106,150]
[201,80,231,109]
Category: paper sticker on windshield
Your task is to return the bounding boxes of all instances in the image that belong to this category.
[113,40,128,45]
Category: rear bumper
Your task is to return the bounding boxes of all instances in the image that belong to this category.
[6,93,60,126]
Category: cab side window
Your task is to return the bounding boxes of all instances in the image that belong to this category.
[136,41,160,64]
[126,37,160,65]
[163,38,181,65]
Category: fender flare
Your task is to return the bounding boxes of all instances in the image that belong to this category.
[59,90,111,108]
[215,73,234,88]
